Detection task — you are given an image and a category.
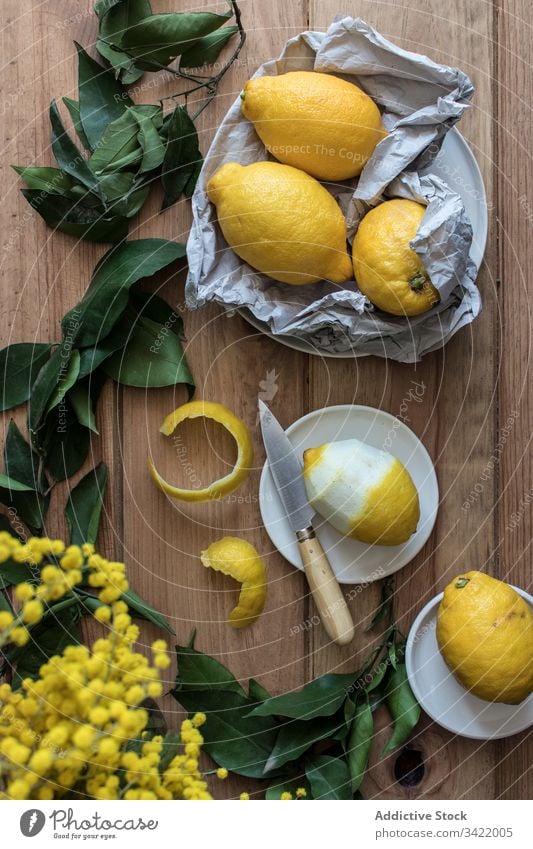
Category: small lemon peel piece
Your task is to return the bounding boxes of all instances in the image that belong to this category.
[149,401,254,503]
[200,537,267,629]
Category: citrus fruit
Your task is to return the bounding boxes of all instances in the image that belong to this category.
[206,161,352,285]
[352,199,440,316]
[148,401,253,502]
[437,571,533,704]
[303,439,420,546]
[200,537,267,628]
[241,71,386,180]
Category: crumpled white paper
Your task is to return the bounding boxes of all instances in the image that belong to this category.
[186,17,482,362]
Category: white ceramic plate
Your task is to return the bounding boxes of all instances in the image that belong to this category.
[239,128,488,357]
[259,405,439,584]
[406,588,533,740]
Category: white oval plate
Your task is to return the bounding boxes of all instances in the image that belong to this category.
[239,128,488,357]
[406,588,533,740]
[259,405,439,584]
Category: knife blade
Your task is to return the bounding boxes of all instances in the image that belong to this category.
[258,399,315,533]
[259,399,355,646]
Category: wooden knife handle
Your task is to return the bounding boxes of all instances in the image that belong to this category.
[297,529,355,646]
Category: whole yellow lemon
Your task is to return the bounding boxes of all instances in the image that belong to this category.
[437,571,533,704]
[352,199,440,316]
[241,71,386,181]
[206,161,352,285]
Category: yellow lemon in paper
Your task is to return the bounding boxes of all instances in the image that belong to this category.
[241,71,386,180]
[206,161,352,285]
[303,438,420,546]
[352,199,440,316]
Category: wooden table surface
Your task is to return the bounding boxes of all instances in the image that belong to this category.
[1,0,531,800]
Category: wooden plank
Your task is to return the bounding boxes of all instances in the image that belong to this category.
[116,0,309,799]
[495,0,533,800]
[308,0,499,799]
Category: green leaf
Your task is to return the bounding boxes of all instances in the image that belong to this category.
[43,350,80,418]
[381,662,420,757]
[88,110,142,175]
[12,165,74,194]
[346,700,374,793]
[131,108,165,172]
[0,591,13,614]
[10,603,81,688]
[179,25,239,70]
[305,755,352,800]
[41,402,91,483]
[247,672,358,721]
[365,577,394,633]
[0,343,51,412]
[0,474,34,494]
[102,304,193,390]
[161,105,202,210]
[120,587,174,634]
[76,43,132,149]
[265,777,311,800]
[174,687,279,778]
[3,421,49,530]
[122,7,232,69]
[249,678,270,703]
[0,559,38,589]
[49,101,102,197]
[65,462,108,545]
[95,0,152,83]
[264,713,346,773]
[68,372,106,434]
[77,321,132,379]
[62,97,93,150]
[98,171,135,202]
[174,645,245,695]
[20,190,128,243]
[158,731,182,773]
[62,239,186,347]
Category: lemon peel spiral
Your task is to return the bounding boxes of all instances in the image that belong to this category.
[200,537,267,628]
[148,401,254,503]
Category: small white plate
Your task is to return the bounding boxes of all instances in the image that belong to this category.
[259,404,439,584]
[406,588,533,740]
[240,128,488,357]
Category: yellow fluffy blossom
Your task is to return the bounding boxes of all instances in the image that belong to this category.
[0,534,212,801]
[216,767,228,779]
[280,791,293,800]
[240,792,250,800]
[296,787,307,798]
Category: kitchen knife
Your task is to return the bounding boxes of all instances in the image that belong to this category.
[259,400,355,646]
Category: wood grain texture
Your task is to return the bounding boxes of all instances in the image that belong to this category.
[495,0,533,800]
[0,0,530,801]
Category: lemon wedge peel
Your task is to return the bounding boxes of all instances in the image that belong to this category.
[148,401,254,503]
[200,537,267,629]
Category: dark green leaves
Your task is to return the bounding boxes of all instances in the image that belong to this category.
[2,421,49,530]
[247,672,358,721]
[264,714,346,773]
[49,101,102,197]
[65,462,108,546]
[179,25,239,70]
[346,700,374,793]
[120,588,174,634]
[95,0,152,84]
[305,755,352,800]
[76,43,132,149]
[62,238,185,347]
[381,663,421,757]
[161,105,202,209]
[0,343,51,411]
[175,645,245,695]
[122,7,232,70]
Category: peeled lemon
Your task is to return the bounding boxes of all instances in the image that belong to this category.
[206,161,352,285]
[241,71,386,181]
[303,439,420,546]
[352,199,440,316]
[437,571,533,704]
[201,537,267,628]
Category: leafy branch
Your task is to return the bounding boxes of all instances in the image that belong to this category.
[171,590,421,799]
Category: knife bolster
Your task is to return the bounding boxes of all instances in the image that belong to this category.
[296,527,315,542]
